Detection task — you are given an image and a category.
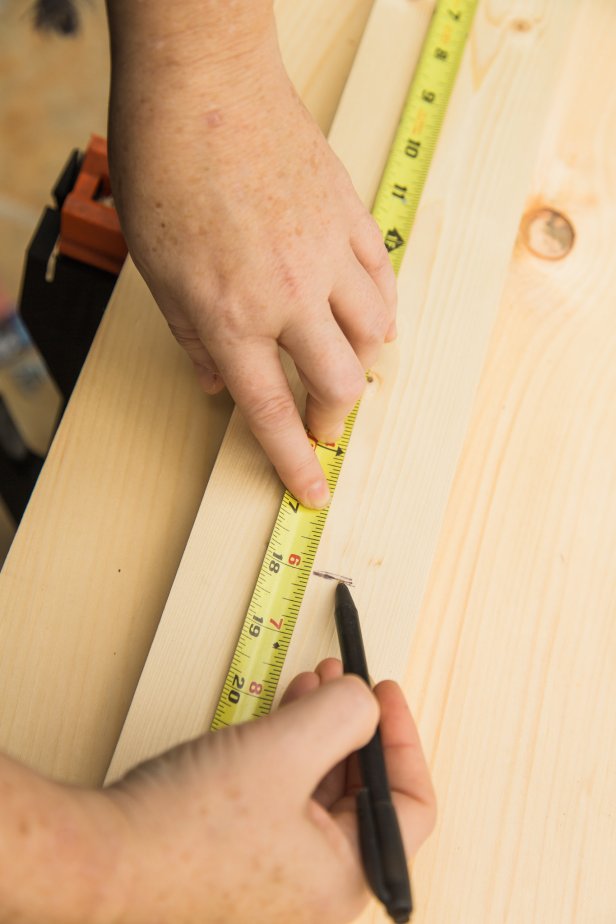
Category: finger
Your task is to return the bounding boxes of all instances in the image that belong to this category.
[279,660,347,808]
[281,658,343,707]
[373,681,435,810]
[254,675,379,799]
[350,214,397,317]
[345,681,434,803]
[345,681,436,855]
[329,256,394,372]
[281,315,366,444]
[211,338,330,509]
[167,321,226,395]
[310,660,346,808]
[280,671,320,706]
[315,657,344,683]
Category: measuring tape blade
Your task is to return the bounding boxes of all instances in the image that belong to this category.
[211,0,478,731]
[372,0,477,268]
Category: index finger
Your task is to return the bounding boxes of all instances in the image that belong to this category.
[372,681,436,812]
[212,337,331,509]
[345,680,436,856]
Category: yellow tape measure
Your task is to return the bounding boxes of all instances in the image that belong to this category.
[211,0,478,731]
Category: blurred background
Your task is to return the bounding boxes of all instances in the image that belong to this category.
[0,0,109,301]
[0,0,111,560]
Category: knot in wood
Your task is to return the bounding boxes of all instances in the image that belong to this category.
[520,207,575,260]
[511,18,533,33]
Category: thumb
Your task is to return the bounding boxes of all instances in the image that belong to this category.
[249,675,379,797]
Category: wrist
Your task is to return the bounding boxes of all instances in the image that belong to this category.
[71,789,134,924]
[105,0,289,172]
[0,754,131,924]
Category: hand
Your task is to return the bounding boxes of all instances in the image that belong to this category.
[106,8,397,508]
[103,659,436,924]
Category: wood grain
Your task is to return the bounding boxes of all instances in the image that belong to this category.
[406,3,616,919]
[275,0,375,133]
[0,0,374,785]
[0,265,232,785]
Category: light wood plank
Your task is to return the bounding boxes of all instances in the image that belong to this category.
[0,0,374,786]
[276,0,375,133]
[107,0,577,820]
[0,267,233,786]
[406,3,616,919]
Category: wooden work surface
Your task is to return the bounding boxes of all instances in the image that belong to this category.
[1,2,616,922]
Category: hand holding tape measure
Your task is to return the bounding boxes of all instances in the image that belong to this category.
[107,2,397,512]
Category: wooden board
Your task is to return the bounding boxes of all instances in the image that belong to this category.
[0,0,375,786]
[407,3,616,918]
[106,0,577,804]
[275,0,375,133]
[0,266,232,786]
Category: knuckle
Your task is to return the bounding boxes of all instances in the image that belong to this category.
[168,322,215,368]
[214,297,247,340]
[361,223,397,290]
[341,674,373,712]
[367,243,394,279]
[271,249,315,306]
[250,390,297,430]
[167,321,199,349]
[292,450,322,480]
[359,217,390,268]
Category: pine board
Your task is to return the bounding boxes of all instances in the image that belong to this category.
[405,2,616,919]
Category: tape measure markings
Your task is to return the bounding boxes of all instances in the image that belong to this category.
[211,0,478,731]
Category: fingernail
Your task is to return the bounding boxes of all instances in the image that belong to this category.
[305,480,331,509]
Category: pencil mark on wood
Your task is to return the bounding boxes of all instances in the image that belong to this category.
[313,570,354,585]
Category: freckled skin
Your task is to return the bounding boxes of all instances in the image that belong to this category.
[105,0,398,510]
[0,661,435,923]
[104,670,422,924]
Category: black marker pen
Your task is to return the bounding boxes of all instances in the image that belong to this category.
[334,582,412,924]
